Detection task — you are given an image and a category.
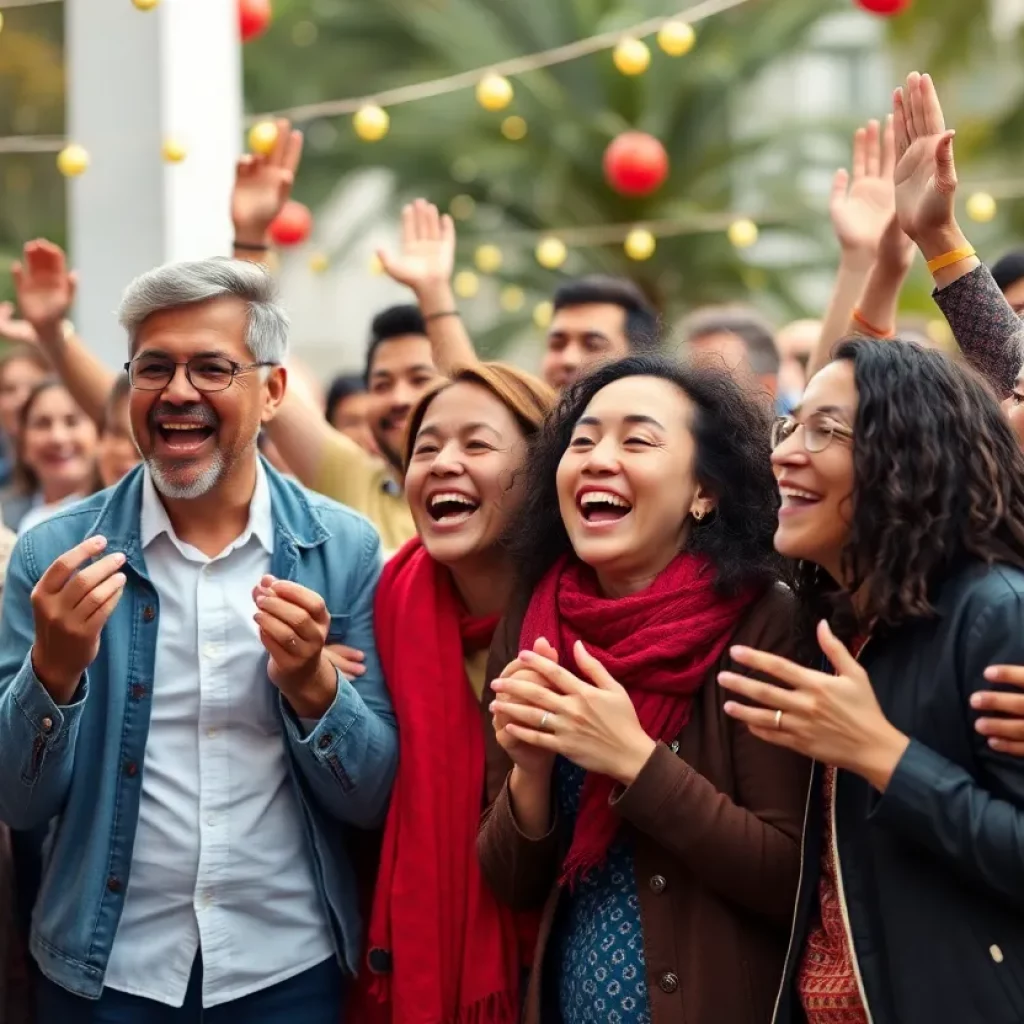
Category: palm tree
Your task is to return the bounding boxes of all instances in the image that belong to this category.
[242,0,850,351]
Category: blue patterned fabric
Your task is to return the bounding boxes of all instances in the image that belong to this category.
[554,757,650,1024]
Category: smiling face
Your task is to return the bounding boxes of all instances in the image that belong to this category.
[1003,365,1024,452]
[540,304,630,391]
[128,296,285,500]
[555,375,711,595]
[366,335,440,469]
[20,384,98,501]
[771,359,857,581]
[0,353,49,440]
[405,382,527,567]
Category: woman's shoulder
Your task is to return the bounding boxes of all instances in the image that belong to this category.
[730,582,797,658]
[936,558,1024,616]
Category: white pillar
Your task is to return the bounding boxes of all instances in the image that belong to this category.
[66,0,242,367]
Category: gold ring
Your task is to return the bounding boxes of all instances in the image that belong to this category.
[774,709,783,730]
[540,711,551,732]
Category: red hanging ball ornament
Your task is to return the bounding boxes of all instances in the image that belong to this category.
[603,132,669,197]
[239,0,272,42]
[855,0,911,16]
[269,200,312,247]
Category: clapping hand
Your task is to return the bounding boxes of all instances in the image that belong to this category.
[232,119,304,248]
[492,637,560,779]
[377,199,455,295]
[718,620,910,792]
[491,641,656,787]
[253,575,336,719]
[11,240,76,340]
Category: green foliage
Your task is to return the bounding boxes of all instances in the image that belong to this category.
[243,0,851,343]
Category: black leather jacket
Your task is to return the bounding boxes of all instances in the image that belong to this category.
[775,559,1024,1024]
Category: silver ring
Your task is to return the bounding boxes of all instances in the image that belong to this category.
[539,711,551,732]
[774,709,783,731]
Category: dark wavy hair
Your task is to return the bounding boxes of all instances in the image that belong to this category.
[508,354,787,597]
[797,338,1024,636]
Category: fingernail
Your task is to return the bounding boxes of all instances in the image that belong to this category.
[113,573,127,587]
[989,738,1004,750]
[730,646,748,657]
[984,667,999,681]
[93,535,108,549]
[521,651,536,662]
[352,665,366,675]
[113,553,126,566]
[971,693,984,707]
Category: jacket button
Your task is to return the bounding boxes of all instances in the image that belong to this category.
[649,874,667,895]
[991,944,1004,964]
[131,683,148,700]
[124,761,138,777]
[367,947,392,974]
[106,876,123,894]
[669,740,680,754]
[142,605,156,623]
[318,734,333,750]
[658,972,679,994]
[41,717,53,733]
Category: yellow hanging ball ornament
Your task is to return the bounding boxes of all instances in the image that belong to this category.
[966,192,997,224]
[533,301,554,329]
[613,37,651,76]
[501,116,527,141]
[248,121,279,156]
[476,74,514,112]
[536,237,567,270]
[474,244,503,274]
[132,0,161,9]
[624,228,656,261]
[500,285,525,313]
[308,252,330,274]
[353,105,389,142]
[57,144,90,178]
[454,270,480,299]
[658,21,695,56]
[728,218,759,249]
[161,138,187,163]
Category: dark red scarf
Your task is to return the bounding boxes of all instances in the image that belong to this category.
[363,538,520,1024]
[520,551,761,885]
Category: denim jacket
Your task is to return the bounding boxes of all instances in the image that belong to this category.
[0,461,398,999]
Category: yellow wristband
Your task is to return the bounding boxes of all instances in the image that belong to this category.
[926,245,976,274]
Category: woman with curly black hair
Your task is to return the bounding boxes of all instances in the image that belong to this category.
[720,338,1024,1024]
[478,355,810,1024]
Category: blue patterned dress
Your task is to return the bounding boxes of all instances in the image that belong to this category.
[554,757,650,1023]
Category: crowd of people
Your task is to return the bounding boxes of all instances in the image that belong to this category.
[2,69,1024,1024]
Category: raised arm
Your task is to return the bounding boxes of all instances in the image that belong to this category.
[10,241,115,425]
[893,71,1023,397]
[378,199,479,374]
[230,118,304,265]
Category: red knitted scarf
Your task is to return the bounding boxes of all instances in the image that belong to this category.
[520,551,760,885]
[363,538,520,1024]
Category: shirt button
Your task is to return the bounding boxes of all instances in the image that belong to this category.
[318,734,333,750]
[991,944,1004,964]
[206,814,216,826]
[658,972,679,994]
[201,643,218,659]
[206,727,218,738]
[142,605,156,623]
[649,874,667,895]
[202,892,214,907]
[40,717,53,733]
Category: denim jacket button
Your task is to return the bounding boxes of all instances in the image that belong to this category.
[318,733,333,750]
[142,605,156,623]
[131,683,147,700]
[106,876,123,894]
[124,761,138,777]
[41,717,53,733]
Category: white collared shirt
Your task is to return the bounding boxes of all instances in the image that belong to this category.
[103,464,334,1008]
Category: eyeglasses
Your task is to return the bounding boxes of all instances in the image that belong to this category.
[124,355,278,393]
[771,415,853,454]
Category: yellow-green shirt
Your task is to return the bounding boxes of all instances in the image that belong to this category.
[314,433,416,556]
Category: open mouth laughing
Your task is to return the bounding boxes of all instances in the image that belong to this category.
[426,490,481,528]
[576,487,634,526]
[778,482,822,515]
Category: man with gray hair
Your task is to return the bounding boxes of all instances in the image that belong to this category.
[0,257,397,1022]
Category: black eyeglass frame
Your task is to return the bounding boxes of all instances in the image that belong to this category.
[123,356,279,393]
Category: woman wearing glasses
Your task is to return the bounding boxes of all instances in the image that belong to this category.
[720,339,1024,1024]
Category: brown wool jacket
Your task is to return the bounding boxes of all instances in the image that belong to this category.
[477,584,810,1024]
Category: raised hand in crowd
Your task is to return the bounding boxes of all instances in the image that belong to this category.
[972,665,1024,757]
[29,535,127,706]
[231,117,304,258]
[11,239,76,343]
[378,198,478,374]
[0,300,40,346]
[252,574,341,719]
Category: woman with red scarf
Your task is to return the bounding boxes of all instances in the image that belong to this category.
[356,363,555,1024]
[479,355,810,1024]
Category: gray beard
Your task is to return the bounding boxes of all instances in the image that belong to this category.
[147,450,226,500]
